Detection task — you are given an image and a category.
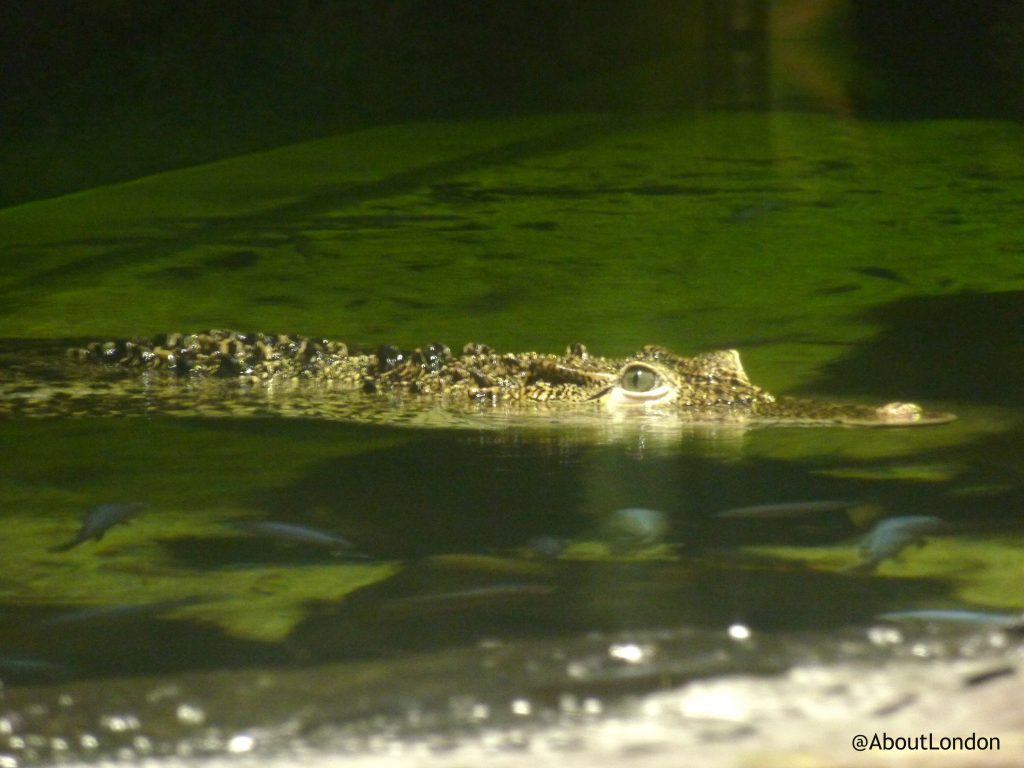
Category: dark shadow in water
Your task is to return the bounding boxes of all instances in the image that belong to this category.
[286,555,946,664]
[159,536,374,569]
[217,426,999,560]
[232,432,590,560]
[0,419,999,688]
[167,429,965,665]
[805,291,1024,404]
[0,603,286,685]
[3,386,1013,687]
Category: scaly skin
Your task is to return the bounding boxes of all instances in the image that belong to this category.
[0,330,954,428]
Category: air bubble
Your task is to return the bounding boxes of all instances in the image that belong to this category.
[510,698,532,716]
[175,703,206,725]
[227,734,254,754]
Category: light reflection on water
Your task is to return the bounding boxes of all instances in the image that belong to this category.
[1,622,1022,766]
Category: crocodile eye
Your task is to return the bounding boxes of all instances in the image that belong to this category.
[621,365,660,392]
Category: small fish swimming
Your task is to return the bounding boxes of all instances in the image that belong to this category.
[602,508,670,548]
[0,655,71,682]
[716,500,883,532]
[877,609,1024,629]
[716,500,856,519]
[230,520,360,554]
[382,583,555,615]
[522,535,570,559]
[33,596,204,628]
[847,515,947,574]
[49,502,147,552]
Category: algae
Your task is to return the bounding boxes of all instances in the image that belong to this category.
[0,113,1020,387]
[747,535,1024,611]
[0,418,408,643]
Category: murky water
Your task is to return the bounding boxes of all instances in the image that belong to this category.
[1,374,1022,765]
[2,4,1024,765]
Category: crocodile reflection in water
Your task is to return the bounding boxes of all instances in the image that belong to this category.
[0,329,949,429]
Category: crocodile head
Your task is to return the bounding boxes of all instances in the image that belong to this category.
[595,347,948,426]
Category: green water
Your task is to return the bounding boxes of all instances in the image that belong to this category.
[1,109,1023,762]
[3,113,1023,393]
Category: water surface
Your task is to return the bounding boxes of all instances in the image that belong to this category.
[1,97,1023,767]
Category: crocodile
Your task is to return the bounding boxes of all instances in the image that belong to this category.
[0,330,953,429]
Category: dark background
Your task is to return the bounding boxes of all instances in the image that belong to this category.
[2,0,1022,207]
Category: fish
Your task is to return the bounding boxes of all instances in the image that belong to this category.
[382,583,555,615]
[877,609,1024,628]
[230,520,362,554]
[522,535,569,559]
[716,500,883,531]
[33,596,204,628]
[49,502,147,552]
[603,508,670,548]
[0,656,71,682]
[716,500,857,519]
[846,515,947,573]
